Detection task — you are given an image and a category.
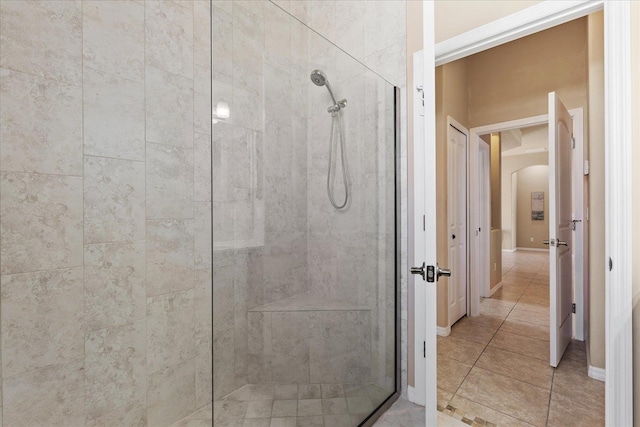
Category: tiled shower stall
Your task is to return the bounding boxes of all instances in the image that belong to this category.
[0,0,407,426]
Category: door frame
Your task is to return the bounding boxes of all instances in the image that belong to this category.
[421,1,633,425]
[469,108,585,343]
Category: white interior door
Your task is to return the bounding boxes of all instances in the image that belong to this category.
[548,91,573,367]
[479,140,491,297]
[447,123,467,325]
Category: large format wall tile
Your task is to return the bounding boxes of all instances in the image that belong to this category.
[3,359,85,427]
[86,398,147,427]
[0,172,82,275]
[194,132,212,202]
[84,156,145,243]
[145,0,193,79]
[146,66,194,148]
[1,268,84,377]
[146,143,194,219]
[147,359,196,427]
[147,289,196,373]
[196,335,213,409]
[0,0,82,85]
[195,202,212,270]
[146,219,195,297]
[195,269,212,339]
[194,0,211,69]
[0,68,82,175]
[85,321,147,421]
[83,67,145,161]
[82,0,144,83]
[85,241,146,333]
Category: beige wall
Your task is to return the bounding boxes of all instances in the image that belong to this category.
[435,59,468,327]
[501,152,549,250]
[434,0,543,43]
[516,165,550,249]
[587,11,605,370]
[631,1,640,424]
[466,18,589,128]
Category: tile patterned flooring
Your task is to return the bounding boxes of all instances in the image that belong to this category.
[437,251,605,426]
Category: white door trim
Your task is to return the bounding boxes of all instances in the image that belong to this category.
[420,1,633,425]
[603,2,633,426]
[434,0,604,67]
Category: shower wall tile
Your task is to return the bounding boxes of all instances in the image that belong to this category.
[194,0,211,69]
[147,289,196,373]
[194,65,212,136]
[82,0,145,83]
[265,4,292,74]
[196,334,213,408]
[214,325,237,399]
[145,0,194,79]
[84,241,146,333]
[195,202,213,270]
[147,358,196,426]
[0,68,82,175]
[146,219,195,297]
[84,156,145,243]
[83,67,145,161]
[363,1,406,58]
[85,321,147,421]
[1,268,84,377]
[335,1,366,62]
[195,269,213,339]
[212,264,235,332]
[0,0,82,85]
[272,338,310,384]
[146,143,194,219]
[212,2,233,78]
[0,172,82,275]
[307,0,336,43]
[86,398,147,427]
[194,132,212,202]
[145,66,194,148]
[3,359,85,427]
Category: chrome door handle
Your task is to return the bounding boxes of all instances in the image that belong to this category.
[410,262,426,280]
[436,263,451,279]
[557,241,568,247]
[543,240,550,245]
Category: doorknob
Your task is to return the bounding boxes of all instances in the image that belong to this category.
[410,262,426,281]
[543,240,550,245]
[556,241,568,247]
[436,263,451,279]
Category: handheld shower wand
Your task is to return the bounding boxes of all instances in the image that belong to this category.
[310,70,349,209]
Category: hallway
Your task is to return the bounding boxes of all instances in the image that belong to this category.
[437,251,604,426]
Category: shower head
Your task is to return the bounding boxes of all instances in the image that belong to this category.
[310,69,339,107]
[310,69,327,86]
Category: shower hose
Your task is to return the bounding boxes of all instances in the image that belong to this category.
[327,110,349,209]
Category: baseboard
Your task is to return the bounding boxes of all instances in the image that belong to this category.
[502,248,516,253]
[486,282,503,297]
[588,365,606,382]
[437,326,451,337]
[515,247,549,252]
[407,385,415,403]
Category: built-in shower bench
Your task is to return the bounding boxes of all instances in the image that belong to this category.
[247,292,372,385]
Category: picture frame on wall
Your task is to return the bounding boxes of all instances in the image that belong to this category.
[531,191,544,221]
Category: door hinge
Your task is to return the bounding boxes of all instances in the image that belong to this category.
[572,303,576,314]
[423,215,425,231]
[423,341,426,358]
[572,136,576,149]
